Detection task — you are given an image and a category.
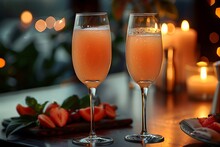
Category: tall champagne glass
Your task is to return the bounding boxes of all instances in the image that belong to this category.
[72,12,113,145]
[125,13,164,143]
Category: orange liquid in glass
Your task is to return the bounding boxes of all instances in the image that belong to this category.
[72,28,111,88]
[126,34,163,87]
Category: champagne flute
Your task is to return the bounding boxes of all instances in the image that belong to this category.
[125,13,164,143]
[71,12,113,145]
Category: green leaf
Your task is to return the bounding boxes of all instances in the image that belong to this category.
[79,95,101,108]
[25,96,48,114]
[25,96,37,108]
[61,95,80,111]
[94,97,101,106]
[34,101,48,114]
[80,95,90,108]
[5,116,36,138]
[41,101,49,113]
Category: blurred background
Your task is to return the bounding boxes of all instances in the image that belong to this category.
[0,0,220,93]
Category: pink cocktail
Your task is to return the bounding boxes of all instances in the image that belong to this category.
[72,28,111,88]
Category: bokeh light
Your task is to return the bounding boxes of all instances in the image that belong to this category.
[208,0,215,6]
[35,19,47,32]
[216,47,220,57]
[167,23,175,34]
[20,10,33,25]
[0,58,6,68]
[54,18,66,31]
[46,16,56,29]
[215,7,220,18]
[209,32,219,43]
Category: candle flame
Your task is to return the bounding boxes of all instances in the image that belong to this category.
[197,61,208,67]
[161,23,168,34]
[181,20,189,31]
[200,67,207,80]
[155,23,158,30]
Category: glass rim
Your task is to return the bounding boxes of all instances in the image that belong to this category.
[76,12,107,16]
[130,13,158,16]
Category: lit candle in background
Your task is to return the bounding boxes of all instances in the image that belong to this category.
[157,20,198,91]
[186,62,217,100]
[161,23,175,49]
[175,20,198,84]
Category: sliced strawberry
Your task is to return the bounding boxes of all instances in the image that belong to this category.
[101,103,116,119]
[45,102,59,115]
[68,110,81,123]
[198,117,207,125]
[49,107,69,127]
[79,106,105,122]
[16,104,36,116]
[38,114,56,128]
[201,115,217,127]
[207,122,220,133]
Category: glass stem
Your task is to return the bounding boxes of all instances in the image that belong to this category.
[141,87,148,135]
[89,87,97,138]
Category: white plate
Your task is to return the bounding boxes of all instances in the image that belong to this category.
[179,119,220,145]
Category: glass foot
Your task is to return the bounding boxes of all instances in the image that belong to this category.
[124,134,164,143]
[72,136,114,146]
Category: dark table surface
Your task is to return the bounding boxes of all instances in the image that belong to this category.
[0,72,214,147]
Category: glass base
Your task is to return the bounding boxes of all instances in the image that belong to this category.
[124,133,164,143]
[72,136,114,146]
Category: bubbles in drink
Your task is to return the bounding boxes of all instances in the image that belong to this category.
[129,27,160,35]
[75,25,110,30]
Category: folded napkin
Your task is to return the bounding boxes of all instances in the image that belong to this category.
[181,118,220,143]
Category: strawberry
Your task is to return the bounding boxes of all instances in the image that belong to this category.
[201,115,217,127]
[68,110,81,123]
[101,103,116,119]
[45,102,59,115]
[16,104,36,116]
[49,107,69,127]
[198,117,206,125]
[208,122,220,133]
[38,114,56,128]
[79,106,105,122]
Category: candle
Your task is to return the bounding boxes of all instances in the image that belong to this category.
[186,62,217,100]
[156,20,198,91]
[161,23,176,49]
[175,20,198,84]
[156,23,176,90]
